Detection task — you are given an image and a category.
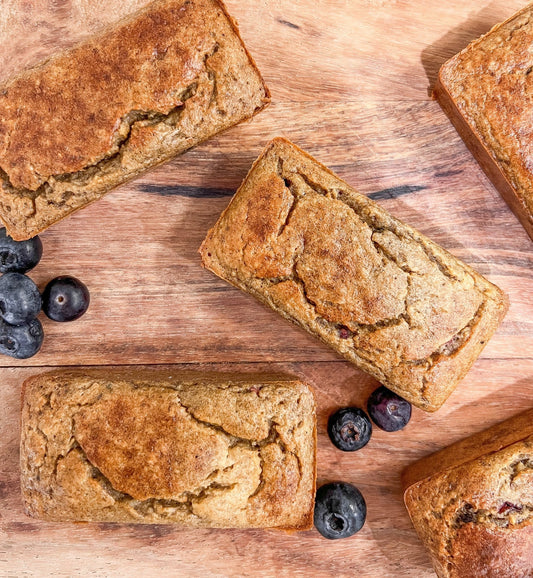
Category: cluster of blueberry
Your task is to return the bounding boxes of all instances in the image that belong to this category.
[314,386,412,539]
[0,229,90,359]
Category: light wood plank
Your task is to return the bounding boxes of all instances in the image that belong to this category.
[2,361,532,577]
[0,100,528,367]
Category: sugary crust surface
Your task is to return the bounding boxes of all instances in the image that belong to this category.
[0,0,269,240]
[200,138,508,412]
[437,4,533,241]
[404,416,533,578]
[20,368,315,528]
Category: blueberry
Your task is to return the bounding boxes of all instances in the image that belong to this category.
[0,273,41,325]
[327,407,372,451]
[0,317,43,359]
[0,228,42,273]
[42,276,90,322]
[367,385,412,432]
[314,482,367,539]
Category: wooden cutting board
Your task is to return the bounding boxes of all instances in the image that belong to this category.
[1,0,532,576]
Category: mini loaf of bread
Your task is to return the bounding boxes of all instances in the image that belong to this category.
[200,138,508,412]
[20,369,316,528]
[0,0,269,240]
[403,409,533,578]
[435,5,533,241]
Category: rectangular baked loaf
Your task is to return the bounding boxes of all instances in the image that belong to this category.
[435,5,533,241]
[403,410,533,577]
[0,0,269,240]
[200,138,508,412]
[20,368,316,528]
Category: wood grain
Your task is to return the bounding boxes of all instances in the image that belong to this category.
[0,0,532,576]
[2,361,533,577]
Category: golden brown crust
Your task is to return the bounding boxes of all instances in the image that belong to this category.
[20,368,315,528]
[403,413,533,578]
[450,524,533,578]
[436,4,533,241]
[402,408,533,490]
[200,137,508,412]
[0,0,270,240]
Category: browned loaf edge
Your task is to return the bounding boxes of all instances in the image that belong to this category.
[20,368,315,528]
[199,137,508,412]
[435,4,533,242]
[402,408,533,490]
[403,410,533,578]
[0,0,270,240]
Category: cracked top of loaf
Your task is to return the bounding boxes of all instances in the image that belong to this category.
[404,410,533,577]
[20,368,315,528]
[0,0,269,240]
[438,4,533,236]
[200,138,508,411]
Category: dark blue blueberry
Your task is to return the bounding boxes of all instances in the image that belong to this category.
[0,317,43,359]
[42,276,90,322]
[0,228,42,273]
[314,482,367,539]
[0,273,41,325]
[367,385,412,432]
[327,407,372,451]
